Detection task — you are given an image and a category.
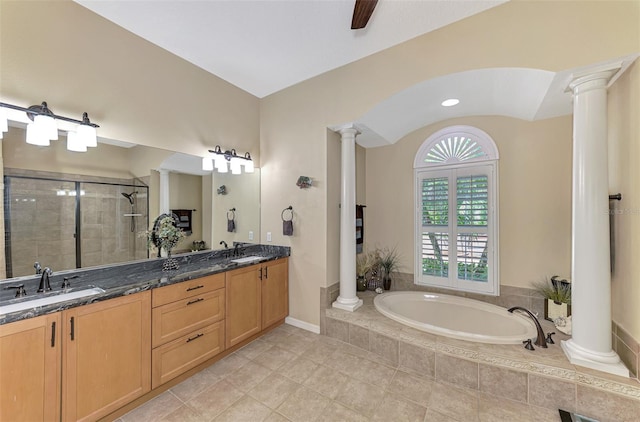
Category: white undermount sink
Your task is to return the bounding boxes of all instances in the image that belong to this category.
[0,287,106,315]
[230,256,263,264]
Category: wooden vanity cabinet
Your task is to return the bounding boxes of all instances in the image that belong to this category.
[261,258,289,329]
[0,313,61,422]
[226,257,289,349]
[62,291,151,422]
[151,273,225,388]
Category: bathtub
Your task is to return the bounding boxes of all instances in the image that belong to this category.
[373,291,538,344]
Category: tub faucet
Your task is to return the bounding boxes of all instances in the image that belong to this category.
[37,267,53,293]
[507,306,547,348]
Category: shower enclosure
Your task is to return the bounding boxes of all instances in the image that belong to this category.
[4,175,149,278]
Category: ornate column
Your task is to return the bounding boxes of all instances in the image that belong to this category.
[333,126,363,312]
[158,169,170,215]
[561,67,628,377]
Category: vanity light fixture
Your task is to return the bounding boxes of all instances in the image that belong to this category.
[203,146,255,174]
[0,100,100,151]
[441,98,460,107]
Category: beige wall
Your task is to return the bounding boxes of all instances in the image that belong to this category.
[260,0,639,326]
[0,0,260,161]
[1,0,639,332]
[210,170,261,247]
[609,61,640,341]
[365,116,573,289]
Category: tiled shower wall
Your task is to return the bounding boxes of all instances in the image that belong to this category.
[5,170,149,277]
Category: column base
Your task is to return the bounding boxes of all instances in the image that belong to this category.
[561,339,629,377]
[332,296,363,312]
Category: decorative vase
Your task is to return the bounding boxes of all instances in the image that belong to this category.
[383,275,392,291]
[162,250,180,271]
[356,276,367,292]
[545,299,571,322]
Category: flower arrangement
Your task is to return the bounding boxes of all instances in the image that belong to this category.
[144,214,186,256]
[356,249,379,278]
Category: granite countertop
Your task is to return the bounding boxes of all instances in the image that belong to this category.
[0,244,290,325]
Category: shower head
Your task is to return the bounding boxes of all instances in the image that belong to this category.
[121,191,138,205]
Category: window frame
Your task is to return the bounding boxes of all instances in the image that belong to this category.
[413,126,500,296]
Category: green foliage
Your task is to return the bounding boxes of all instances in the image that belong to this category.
[532,276,571,304]
[379,247,401,275]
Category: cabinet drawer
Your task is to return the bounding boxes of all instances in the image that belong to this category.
[152,288,225,347]
[152,273,225,307]
[151,322,225,389]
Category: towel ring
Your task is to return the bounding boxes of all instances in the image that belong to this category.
[227,208,236,220]
[281,205,293,221]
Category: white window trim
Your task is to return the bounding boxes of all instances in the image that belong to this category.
[414,126,500,296]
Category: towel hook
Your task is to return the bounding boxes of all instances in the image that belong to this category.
[227,208,236,220]
[281,205,293,221]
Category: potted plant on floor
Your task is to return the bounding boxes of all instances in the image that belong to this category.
[379,247,401,290]
[532,275,571,321]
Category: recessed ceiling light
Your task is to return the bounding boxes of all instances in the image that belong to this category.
[441,98,460,107]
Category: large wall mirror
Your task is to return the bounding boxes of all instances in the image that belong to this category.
[1,125,260,278]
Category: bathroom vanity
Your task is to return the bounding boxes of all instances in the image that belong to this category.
[0,246,289,422]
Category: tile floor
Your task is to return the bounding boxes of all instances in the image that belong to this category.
[118,324,563,421]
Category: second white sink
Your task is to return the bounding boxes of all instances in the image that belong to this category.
[0,287,106,315]
[230,256,263,264]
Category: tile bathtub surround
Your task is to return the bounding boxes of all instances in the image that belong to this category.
[613,321,639,379]
[324,291,640,420]
[120,324,565,422]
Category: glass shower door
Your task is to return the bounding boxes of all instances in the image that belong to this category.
[5,177,77,277]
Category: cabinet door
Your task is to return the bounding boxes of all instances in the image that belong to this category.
[262,258,289,329]
[62,291,151,422]
[225,264,261,348]
[0,313,61,422]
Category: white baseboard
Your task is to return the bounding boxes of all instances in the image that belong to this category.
[285,316,320,334]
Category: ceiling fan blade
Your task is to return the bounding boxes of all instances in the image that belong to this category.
[351,0,378,30]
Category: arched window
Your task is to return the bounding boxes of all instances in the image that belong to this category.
[414,126,499,295]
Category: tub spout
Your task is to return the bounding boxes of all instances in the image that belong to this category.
[508,306,547,348]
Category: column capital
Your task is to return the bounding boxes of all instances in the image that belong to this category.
[567,66,622,95]
[330,123,361,137]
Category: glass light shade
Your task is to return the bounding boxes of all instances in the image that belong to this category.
[77,124,97,147]
[230,158,242,175]
[214,155,228,173]
[34,114,58,141]
[243,159,254,173]
[66,131,87,152]
[26,122,50,146]
[202,157,214,171]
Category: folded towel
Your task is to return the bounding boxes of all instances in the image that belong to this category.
[227,218,235,233]
[283,220,293,236]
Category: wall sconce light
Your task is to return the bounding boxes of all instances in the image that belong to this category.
[202,145,254,174]
[0,100,100,152]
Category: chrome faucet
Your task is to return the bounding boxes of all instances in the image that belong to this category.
[34,261,42,275]
[37,267,53,293]
[508,306,547,348]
